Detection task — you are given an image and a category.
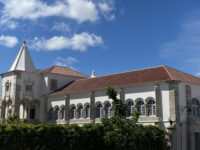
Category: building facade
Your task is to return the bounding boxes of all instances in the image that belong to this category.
[0,43,200,150]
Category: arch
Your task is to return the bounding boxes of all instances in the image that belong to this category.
[136,100,145,116]
[104,102,111,118]
[147,99,156,116]
[135,98,144,104]
[192,98,200,117]
[70,105,76,119]
[145,97,155,104]
[20,99,30,119]
[103,100,112,107]
[96,103,103,118]
[76,103,83,108]
[94,101,102,107]
[126,99,134,104]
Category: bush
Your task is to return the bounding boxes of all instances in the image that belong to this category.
[0,87,169,150]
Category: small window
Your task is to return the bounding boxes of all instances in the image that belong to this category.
[6,84,10,92]
[26,84,32,92]
[50,79,57,91]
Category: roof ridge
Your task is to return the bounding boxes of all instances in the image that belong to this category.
[163,65,200,79]
[71,65,166,82]
[162,65,174,80]
[54,65,88,77]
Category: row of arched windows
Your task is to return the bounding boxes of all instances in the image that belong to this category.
[127,99,156,117]
[48,99,156,121]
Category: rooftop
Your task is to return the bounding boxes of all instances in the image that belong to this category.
[51,65,200,95]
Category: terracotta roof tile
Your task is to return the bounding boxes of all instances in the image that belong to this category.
[51,65,200,96]
[38,66,88,78]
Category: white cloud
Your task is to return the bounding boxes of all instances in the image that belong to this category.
[53,56,77,69]
[0,0,98,23]
[30,32,103,51]
[51,22,70,32]
[98,0,115,20]
[0,35,18,47]
[195,72,200,77]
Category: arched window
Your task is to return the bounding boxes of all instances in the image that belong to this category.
[96,104,103,118]
[60,106,65,120]
[105,103,111,118]
[48,108,54,121]
[147,100,156,116]
[136,100,145,116]
[30,108,35,119]
[77,105,83,119]
[85,105,90,118]
[192,98,200,117]
[70,106,76,119]
[127,101,134,117]
[55,107,59,120]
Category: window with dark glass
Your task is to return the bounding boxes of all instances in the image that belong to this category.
[77,106,83,119]
[49,108,54,121]
[127,101,134,117]
[105,103,111,118]
[55,107,59,120]
[70,106,76,119]
[147,100,156,116]
[96,104,102,118]
[60,107,65,120]
[136,100,145,116]
[26,84,32,92]
[50,79,57,91]
[192,98,200,117]
[30,108,35,119]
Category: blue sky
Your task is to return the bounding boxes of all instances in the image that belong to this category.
[0,0,200,77]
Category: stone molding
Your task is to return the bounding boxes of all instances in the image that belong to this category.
[90,91,95,126]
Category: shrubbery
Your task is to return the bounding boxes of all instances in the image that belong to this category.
[0,87,169,150]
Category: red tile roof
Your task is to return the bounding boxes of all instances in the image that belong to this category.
[51,65,200,96]
[38,66,88,78]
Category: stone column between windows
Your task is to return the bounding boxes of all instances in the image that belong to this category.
[65,95,70,125]
[155,84,162,126]
[119,88,125,103]
[43,97,48,122]
[168,81,180,150]
[185,85,191,150]
[90,91,95,126]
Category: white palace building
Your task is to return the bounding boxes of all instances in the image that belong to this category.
[0,42,200,150]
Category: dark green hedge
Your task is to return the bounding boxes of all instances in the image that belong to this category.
[0,121,169,150]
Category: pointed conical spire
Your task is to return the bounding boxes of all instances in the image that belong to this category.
[9,41,36,72]
[91,69,96,78]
